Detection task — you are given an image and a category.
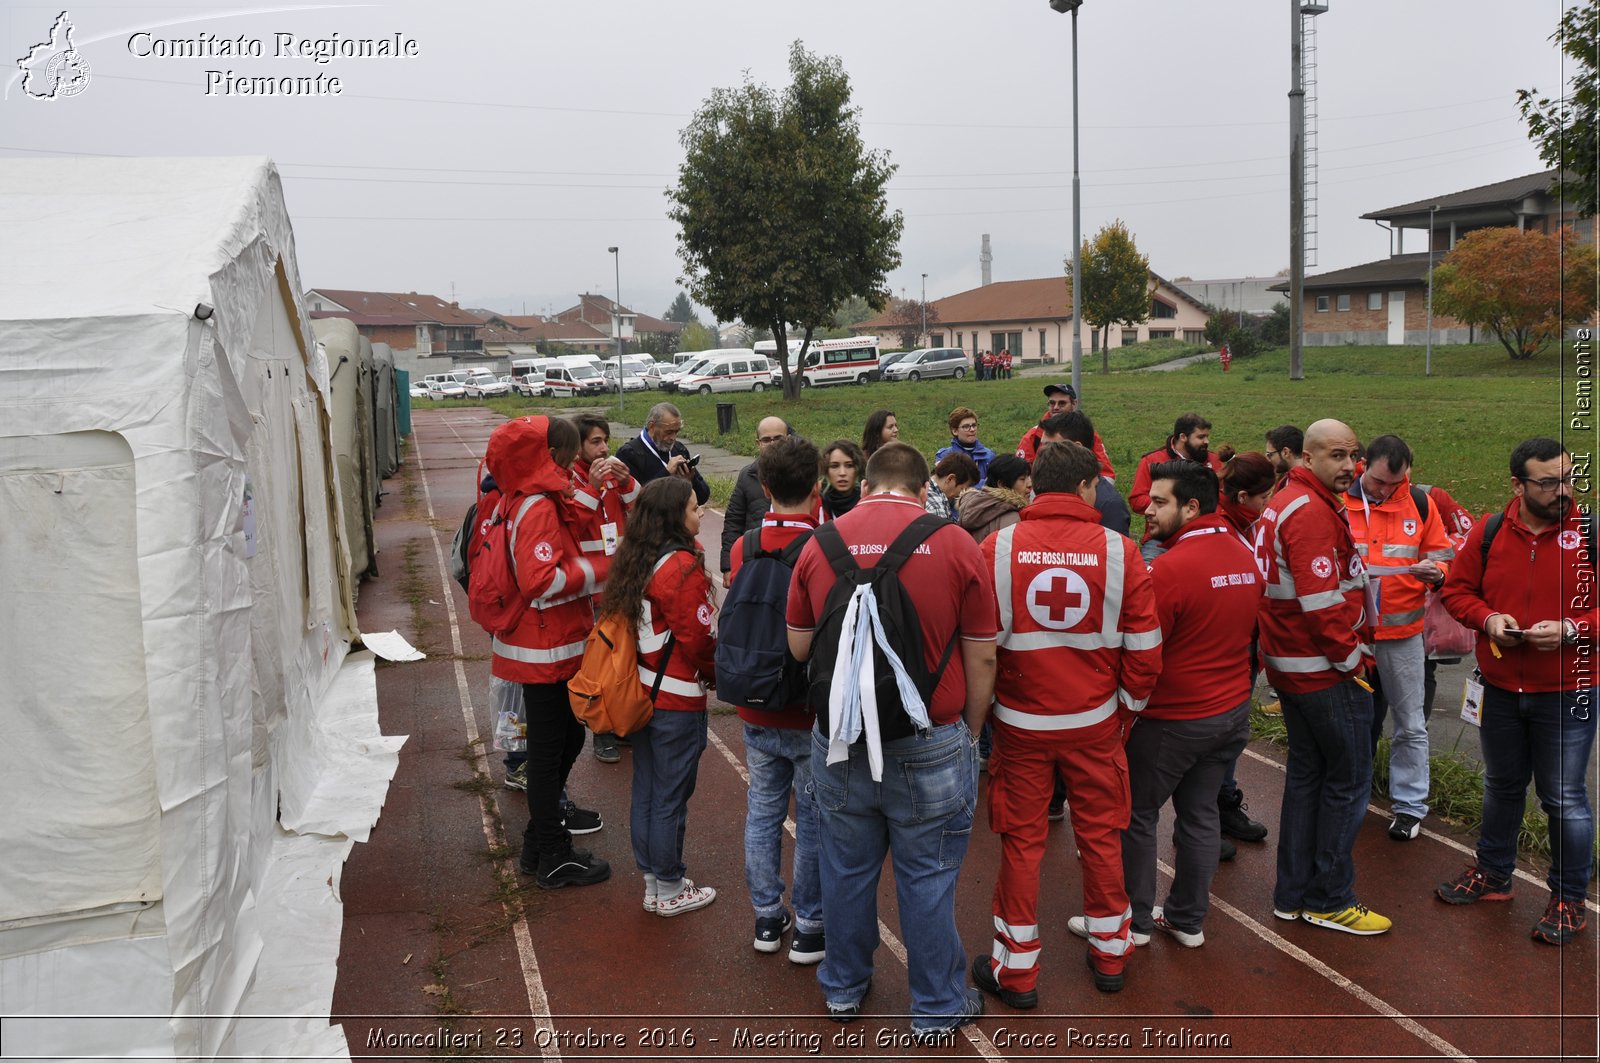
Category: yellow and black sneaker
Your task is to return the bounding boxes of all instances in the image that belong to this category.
[1301,903,1392,936]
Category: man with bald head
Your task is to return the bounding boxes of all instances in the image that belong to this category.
[721,416,792,575]
[1254,419,1389,936]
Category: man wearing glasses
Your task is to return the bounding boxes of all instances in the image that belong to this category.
[720,416,791,576]
[617,402,711,506]
[1438,437,1596,947]
[1015,383,1115,482]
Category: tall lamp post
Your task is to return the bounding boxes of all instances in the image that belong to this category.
[1048,0,1084,398]
[1424,204,1438,377]
[921,272,928,347]
[608,246,623,413]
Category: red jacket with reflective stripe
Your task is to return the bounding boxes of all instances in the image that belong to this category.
[571,458,639,558]
[1254,466,1372,695]
[485,417,609,685]
[1016,423,1116,482]
[981,493,1161,737]
[1128,446,1225,543]
[1441,497,1599,693]
[1146,514,1263,719]
[637,549,717,711]
[1344,473,1455,640]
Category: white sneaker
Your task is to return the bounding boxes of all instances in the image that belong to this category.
[1068,914,1149,947]
[656,882,717,917]
[643,875,692,913]
[1152,906,1204,948]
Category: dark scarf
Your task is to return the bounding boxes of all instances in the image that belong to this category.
[821,482,860,519]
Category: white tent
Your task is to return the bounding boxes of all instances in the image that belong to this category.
[0,156,402,1061]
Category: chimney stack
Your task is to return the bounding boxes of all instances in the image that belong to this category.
[981,234,992,287]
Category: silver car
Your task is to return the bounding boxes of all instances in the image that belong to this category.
[881,347,969,382]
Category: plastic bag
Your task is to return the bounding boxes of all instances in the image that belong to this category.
[491,675,526,752]
[1423,591,1475,660]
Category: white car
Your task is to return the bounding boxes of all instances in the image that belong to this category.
[602,365,651,392]
[425,379,466,400]
[408,382,429,399]
[462,371,511,399]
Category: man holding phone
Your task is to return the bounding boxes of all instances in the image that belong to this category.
[1438,437,1596,947]
[617,402,711,506]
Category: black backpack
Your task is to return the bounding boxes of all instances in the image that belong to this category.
[448,500,478,591]
[715,528,812,711]
[1479,511,1597,568]
[807,514,959,742]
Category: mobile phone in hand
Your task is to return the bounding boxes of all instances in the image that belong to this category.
[687,454,701,468]
[1504,628,1525,638]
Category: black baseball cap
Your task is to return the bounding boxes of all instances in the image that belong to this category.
[1043,382,1077,399]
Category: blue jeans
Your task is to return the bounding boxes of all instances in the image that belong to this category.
[629,708,709,891]
[1478,684,1597,901]
[811,723,976,1032]
[743,723,822,932]
[1274,679,1374,914]
[1372,635,1430,819]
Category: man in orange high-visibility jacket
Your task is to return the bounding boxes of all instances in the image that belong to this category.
[1344,434,1454,843]
[974,442,1161,1006]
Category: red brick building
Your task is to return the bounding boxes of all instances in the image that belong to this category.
[305,289,485,358]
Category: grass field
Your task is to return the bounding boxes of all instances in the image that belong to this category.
[471,341,1590,517]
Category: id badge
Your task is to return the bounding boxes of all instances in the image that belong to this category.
[600,521,620,556]
[1461,674,1484,727]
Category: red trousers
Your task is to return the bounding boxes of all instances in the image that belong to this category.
[983,717,1133,990]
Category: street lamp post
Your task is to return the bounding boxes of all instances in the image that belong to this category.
[1425,204,1438,377]
[1048,0,1085,398]
[921,272,928,347]
[608,246,623,413]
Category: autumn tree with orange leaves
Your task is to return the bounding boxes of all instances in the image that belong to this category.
[1430,226,1597,360]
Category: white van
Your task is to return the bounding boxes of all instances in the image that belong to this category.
[544,356,608,399]
[510,357,557,396]
[760,336,880,388]
[672,349,774,395]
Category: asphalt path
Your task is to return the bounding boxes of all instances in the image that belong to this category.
[331,406,1598,1062]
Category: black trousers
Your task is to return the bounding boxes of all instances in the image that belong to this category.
[521,680,586,857]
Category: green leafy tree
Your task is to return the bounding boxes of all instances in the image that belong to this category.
[1067,220,1150,371]
[677,321,716,353]
[1431,226,1598,360]
[664,291,699,325]
[1518,4,1599,216]
[819,293,877,338]
[667,41,902,400]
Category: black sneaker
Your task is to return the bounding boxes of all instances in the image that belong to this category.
[1532,896,1587,946]
[1435,865,1514,905]
[911,988,984,1045]
[789,928,825,965]
[971,953,1037,1010]
[562,801,603,835]
[1220,835,1237,862]
[826,977,870,1024]
[1388,813,1422,841]
[1086,951,1123,993]
[1219,788,1269,842]
[1047,799,1066,822]
[593,733,622,763]
[518,845,590,876]
[754,910,792,954]
[532,848,610,890]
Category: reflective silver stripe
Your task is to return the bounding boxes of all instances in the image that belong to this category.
[992,940,1040,970]
[1382,543,1419,559]
[1269,496,1309,596]
[1118,687,1149,713]
[1339,575,1369,590]
[999,629,1130,651]
[1380,607,1425,627]
[572,492,600,512]
[1334,645,1364,672]
[1354,542,1369,557]
[638,667,706,699]
[491,636,585,664]
[1091,934,1132,957]
[1264,652,1334,673]
[543,563,567,598]
[993,524,1017,639]
[1429,547,1457,561]
[1101,527,1125,644]
[533,589,589,610]
[1080,909,1128,934]
[993,915,1039,941]
[576,556,597,595]
[620,481,641,503]
[1298,589,1346,611]
[653,551,684,575]
[637,601,671,652]
[1266,581,1300,600]
[992,694,1117,731]
[1123,627,1162,650]
[579,540,604,553]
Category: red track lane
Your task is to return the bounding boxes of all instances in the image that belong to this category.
[333,407,1599,1062]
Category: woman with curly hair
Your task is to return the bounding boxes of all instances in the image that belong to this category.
[599,476,719,916]
[861,409,898,459]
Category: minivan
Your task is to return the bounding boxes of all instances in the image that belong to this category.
[544,357,608,398]
[672,349,774,395]
[881,347,969,382]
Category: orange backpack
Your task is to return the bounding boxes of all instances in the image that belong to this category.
[568,610,676,737]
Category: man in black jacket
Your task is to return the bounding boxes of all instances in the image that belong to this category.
[720,416,791,575]
[617,402,711,506]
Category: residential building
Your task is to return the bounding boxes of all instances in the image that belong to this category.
[306,289,485,362]
[854,272,1210,363]
[1176,277,1288,316]
[1271,169,1596,346]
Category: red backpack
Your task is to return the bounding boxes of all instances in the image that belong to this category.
[466,492,543,636]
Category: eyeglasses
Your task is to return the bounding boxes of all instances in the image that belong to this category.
[1519,475,1574,491]
[757,435,786,445]
[959,422,979,431]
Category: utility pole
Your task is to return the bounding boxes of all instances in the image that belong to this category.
[1288,0,1306,381]
[921,273,928,347]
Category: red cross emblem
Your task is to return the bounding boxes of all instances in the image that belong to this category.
[1025,567,1091,630]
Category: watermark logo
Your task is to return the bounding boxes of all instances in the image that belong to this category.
[17,11,91,100]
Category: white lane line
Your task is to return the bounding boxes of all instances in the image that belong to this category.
[706,728,1005,1061]
[1241,745,1600,915]
[413,417,563,1061]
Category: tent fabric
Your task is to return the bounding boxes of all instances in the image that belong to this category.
[0,156,400,1063]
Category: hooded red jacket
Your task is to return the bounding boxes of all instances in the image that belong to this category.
[485,417,609,685]
[1254,466,1372,694]
[1441,497,1598,693]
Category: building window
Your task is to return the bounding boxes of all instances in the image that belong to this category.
[1316,295,1330,312]
[1337,294,1351,312]
[990,331,1020,354]
[1149,329,1175,341]
[1368,292,1382,311]
[1151,298,1177,319]
[1090,330,1099,353]
[1183,329,1204,344]
[955,332,962,347]
[1121,329,1139,346]
[1039,330,1046,357]
[930,333,944,347]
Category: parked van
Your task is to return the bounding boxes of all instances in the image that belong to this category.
[880,347,969,382]
[544,356,607,398]
[658,349,718,392]
[759,336,880,388]
[672,349,774,395]
[510,357,557,397]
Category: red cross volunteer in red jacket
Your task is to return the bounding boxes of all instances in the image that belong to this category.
[975,442,1161,1006]
[1254,419,1389,936]
[486,415,612,889]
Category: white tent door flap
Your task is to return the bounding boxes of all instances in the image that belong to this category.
[0,431,162,922]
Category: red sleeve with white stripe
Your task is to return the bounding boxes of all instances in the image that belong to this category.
[1115,537,1163,710]
[511,496,599,604]
[1284,510,1364,673]
[652,554,717,679]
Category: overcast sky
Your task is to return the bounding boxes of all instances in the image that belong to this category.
[3,1,1578,323]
